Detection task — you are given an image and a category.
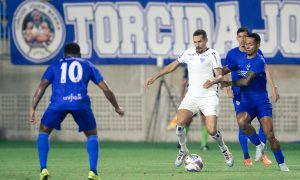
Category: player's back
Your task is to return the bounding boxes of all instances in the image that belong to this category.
[43,57,103,110]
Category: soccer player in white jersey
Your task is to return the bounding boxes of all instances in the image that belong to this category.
[144,29,233,168]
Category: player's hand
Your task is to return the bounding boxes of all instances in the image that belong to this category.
[144,77,156,89]
[115,106,125,117]
[203,79,214,89]
[271,87,280,103]
[29,107,36,124]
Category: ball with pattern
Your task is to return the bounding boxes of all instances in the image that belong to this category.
[184,154,204,172]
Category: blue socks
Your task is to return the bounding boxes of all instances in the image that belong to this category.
[37,133,100,173]
[248,131,261,146]
[273,149,284,164]
[37,133,49,172]
[87,135,99,175]
[238,128,250,159]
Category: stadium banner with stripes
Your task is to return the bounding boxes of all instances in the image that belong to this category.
[7,0,300,65]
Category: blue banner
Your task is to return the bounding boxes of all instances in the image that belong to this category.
[7,0,300,65]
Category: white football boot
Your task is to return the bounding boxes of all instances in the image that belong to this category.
[220,145,234,167]
[174,149,188,167]
[255,143,264,162]
[279,163,290,172]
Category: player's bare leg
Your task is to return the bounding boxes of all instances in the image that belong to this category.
[174,109,193,167]
[38,124,53,180]
[260,116,289,171]
[205,115,233,167]
[200,116,209,151]
[237,112,264,162]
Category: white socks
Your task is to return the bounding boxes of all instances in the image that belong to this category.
[176,125,187,151]
[212,130,225,149]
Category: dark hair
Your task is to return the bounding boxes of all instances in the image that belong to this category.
[193,29,207,39]
[247,33,261,44]
[64,42,81,55]
[237,27,249,35]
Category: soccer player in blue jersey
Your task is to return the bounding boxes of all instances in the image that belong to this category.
[29,43,125,180]
[221,33,289,171]
[223,27,279,166]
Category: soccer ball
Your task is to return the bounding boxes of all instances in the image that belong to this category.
[184,154,203,172]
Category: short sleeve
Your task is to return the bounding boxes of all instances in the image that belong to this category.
[177,50,188,63]
[89,62,104,84]
[250,58,265,75]
[227,58,238,71]
[42,66,54,83]
[211,50,222,69]
[222,50,233,67]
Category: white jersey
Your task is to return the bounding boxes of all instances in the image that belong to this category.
[178,47,222,97]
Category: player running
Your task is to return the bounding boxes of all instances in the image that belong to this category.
[145,29,233,168]
[223,27,278,166]
[222,33,289,172]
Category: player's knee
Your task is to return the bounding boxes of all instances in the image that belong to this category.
[237,120,247,130]
[207,128,216,136]
[39,124,52,134]
[176,125,185,136]
[266,131,275,141]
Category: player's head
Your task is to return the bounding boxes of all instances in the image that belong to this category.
[64,42,81,57]
[236,27,249,48]
[245,33,261,56]
[193,29,208,54]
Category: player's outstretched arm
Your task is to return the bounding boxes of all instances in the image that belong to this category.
[144,60,181,89]
[221,71,257,88]
[266,65,280,102]
[29,79,50,124]
[97,80,124,116]
[222,66,231,76]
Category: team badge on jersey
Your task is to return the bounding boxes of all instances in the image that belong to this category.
[246,63,251,71]
[12,0,65,63]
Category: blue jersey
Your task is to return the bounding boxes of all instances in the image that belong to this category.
[42,57,104,110]
[228,53,268,103]
[222,47,264,96]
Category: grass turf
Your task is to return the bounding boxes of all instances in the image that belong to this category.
[0,141,299,180]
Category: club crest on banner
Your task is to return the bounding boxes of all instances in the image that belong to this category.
[12,0,65,63]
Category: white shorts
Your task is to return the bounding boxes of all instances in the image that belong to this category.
[178,94,219,116]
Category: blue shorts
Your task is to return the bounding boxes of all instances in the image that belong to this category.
[41,108,97,132]
[237,99,272,121]
[232,93,241,113]
[233,98,240,113]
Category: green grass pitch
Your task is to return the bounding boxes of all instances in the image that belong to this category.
[0,141,299,179]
